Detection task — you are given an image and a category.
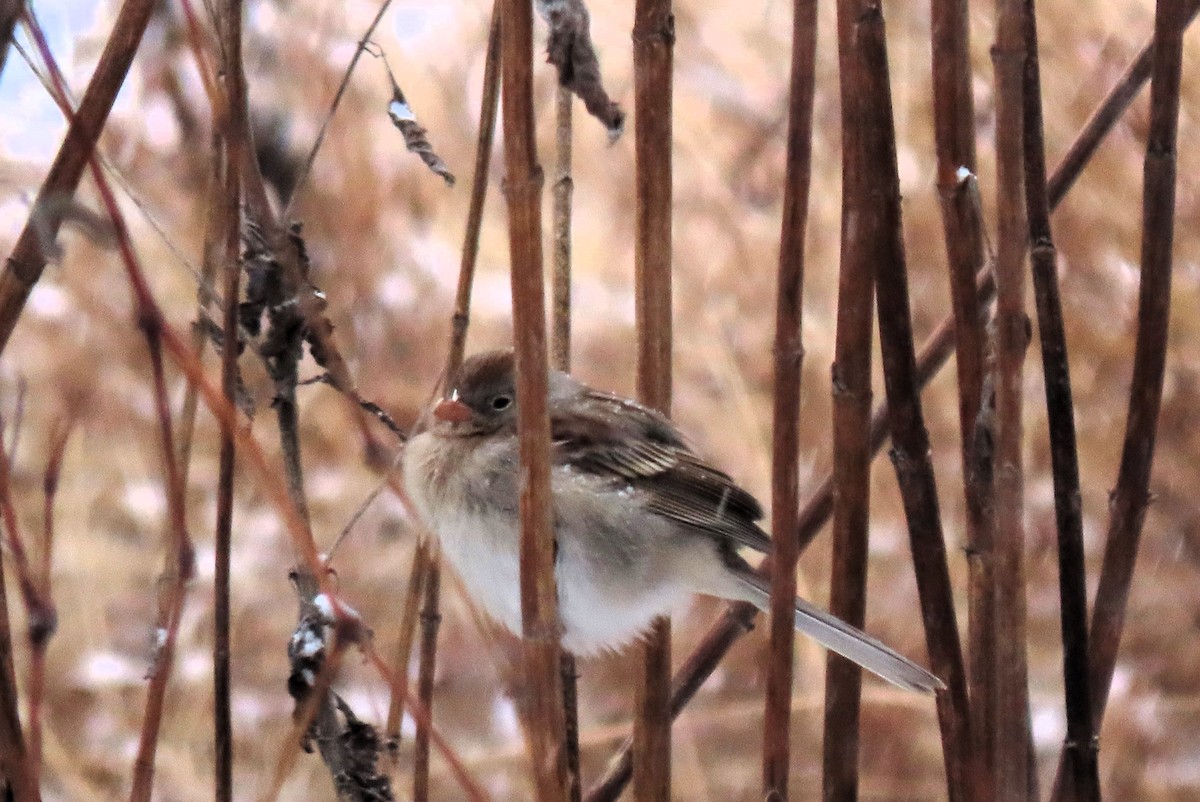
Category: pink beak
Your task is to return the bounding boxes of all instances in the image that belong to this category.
[433,398,473,423]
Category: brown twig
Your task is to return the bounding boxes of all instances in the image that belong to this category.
[413,557,442,802]
[585,13,1169,792]
[447,6,502,381]
[0,0,157,356]
[211,1,247,799]
[1021,2,1101,801]
[27,419,72,792]
[552,86,574,376]
[760,1,815,799]
[385,536,429,764]
[551,83,583,802]
[26,8,381,797]
[406,6,502,794]
[0,562,35,802]
[0,419,41,802]
[930,0,993,794]
[1049,0,1189,799]
[990,0,1033,798]
[16,16,194,802]
[841,6,976,800]
[630,2,674,799]
[821,1,880,796]
[500,0,569,798]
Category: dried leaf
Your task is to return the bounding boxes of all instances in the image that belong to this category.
[536,0,625,139]
[386,79,455,186]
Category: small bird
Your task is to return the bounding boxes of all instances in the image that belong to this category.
[402,350,942,693]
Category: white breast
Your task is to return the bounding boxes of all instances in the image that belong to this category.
[402,431,709,655]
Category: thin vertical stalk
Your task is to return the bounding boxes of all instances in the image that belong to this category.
[1021,2,1100,800]
[1087,0,1186,724]
[500,0,569,798]
[551,83,583,802]
[0,463,36,802]
[991,0,1031,798]
[408,7,502,791]
[631,1,674,799]
[412,558,442,802]
[843,6,975,799]
[212,2,246,800]
[822,2,877,797]
[446,6,503,378]
[931,0,992,793]
[18,17,193,801]
[586,24,1176,795]
[0,0,156,355]
[761,1,816,799]
[385,537,429,758]
[552,86,574,374]
[1051,0,1188,798]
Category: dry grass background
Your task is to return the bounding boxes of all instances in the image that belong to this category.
[1,0,1198,799]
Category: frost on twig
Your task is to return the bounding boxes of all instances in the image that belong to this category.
[536,0,625,139]
[371,45,455,187]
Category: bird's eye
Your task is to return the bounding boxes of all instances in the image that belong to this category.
[490,395,513,411]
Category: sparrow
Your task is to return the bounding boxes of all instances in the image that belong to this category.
[402,349,942,693]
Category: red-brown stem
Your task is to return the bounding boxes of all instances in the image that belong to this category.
[1086,0,1186,727]
[631,2,674,799]
[20,31,331,611]
[761,1,815,799]
[212,1,246,799]
[20,19,377,798]
[408,7,501,789]
[16,17,192,802]
[1021,2,1100,800]
[500,0,569,798]
[1049,0,1188,799]
[991,0,1032,798]
[551,82,583,802]
[0,432,39,801]
[585,28,1170,788]
[551,86,574,376]
[413,558,442,802]
[822,1,880,797]
[843,7,975,800]
[128,328,195,802]
[385,537,429,762]
[27,421,71,791]
[446,5,502,379]
[0,0,156,356]
[931,0,992,793]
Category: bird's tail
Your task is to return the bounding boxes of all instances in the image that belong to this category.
[732,567,944,694]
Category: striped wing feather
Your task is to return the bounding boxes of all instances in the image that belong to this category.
[550,390,771,554]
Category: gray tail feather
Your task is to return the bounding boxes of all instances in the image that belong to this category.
[735,570,944,694]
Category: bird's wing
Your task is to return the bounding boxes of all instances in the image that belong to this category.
[549,389,771,554]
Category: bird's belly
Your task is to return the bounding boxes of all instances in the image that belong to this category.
[556,559,693,655]
[433,510,525,636]
[430,509,693,657]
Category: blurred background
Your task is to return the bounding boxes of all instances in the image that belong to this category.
[0,0,1198,799]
